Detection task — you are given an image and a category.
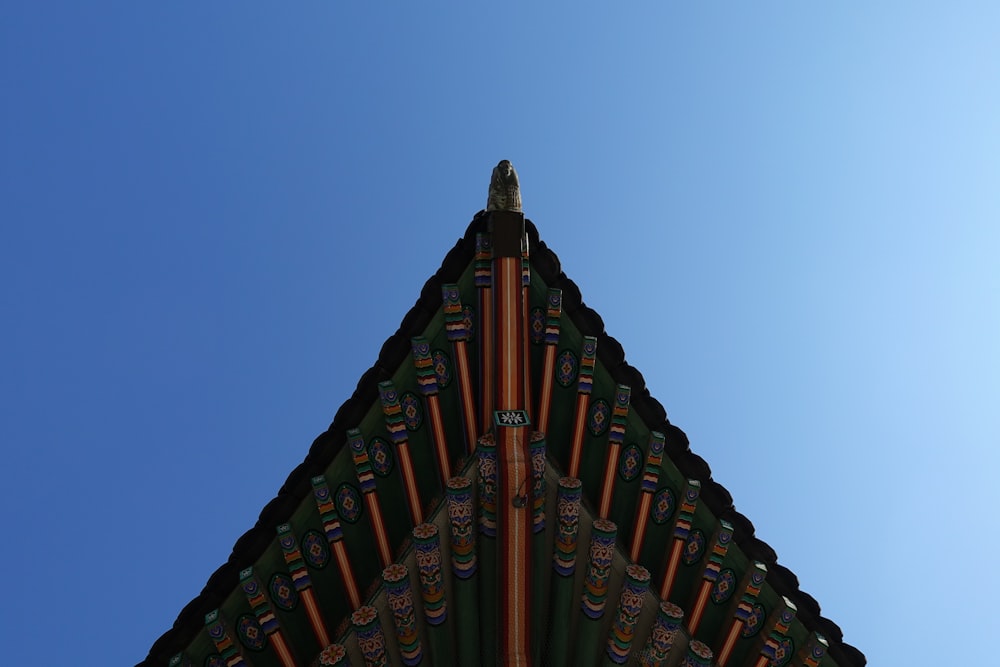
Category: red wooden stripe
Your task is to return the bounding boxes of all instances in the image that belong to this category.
[364,492,393,568]
[426,394,451,481]
[598,442,621,519]
[332,540,360,610]
[535,345,556,436]
[396,441,424,525]
[687,580,712,635]
[301,589,330,648]
[479,286,494,432]
[269,632,296,667]
[630,492,653,561]
[659,538,685,600]
[453,340,478,454]
[567,394,589,478]
[716,619,743,666]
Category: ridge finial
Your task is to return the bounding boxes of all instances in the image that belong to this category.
[487,159,522,212]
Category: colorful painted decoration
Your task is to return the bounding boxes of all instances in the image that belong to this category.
[553,477,582,576]
[684,640,714,666]
[366,437,393,477]
[588,399,611,436]
[236,614,266,652]
[682,529,706,566]
[529,307,545,344]
[530,431,546,533]
[382,563,422,666]
[431,349,452,388]
[204,655,226,667]
[350,605,388,667]
[618,443,642,482]
[335,482,363,524]
[742,603,766,638]
[555,349,578,387]
[639,601,684,666]
[445,476,477,578]
[477,435,497,538]
[771,637,795,666]
[581,518,617,619]
[400,391,423,431]
[269,572,299,613]
[545,289,562,345]
[606,564,649,664]
[711,568,737,605]
[441,284,467,342]
[412,522,447,625]
[204,610,245,667]
[462,304,475,340]
[411,337,438,397]
[651,487,675,525]
[318,644,350,667]
[301,529,330,569]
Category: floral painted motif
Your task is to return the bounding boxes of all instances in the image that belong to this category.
[461,305,475,340]
[269,572,299,611]
[400,392,423,431]
[301,529,330,569]
[368,437,394,477]
[710,568,737,605]
[556,350,577,387]
[431,349,452,388]
[618,443,642,482]
[335,482,363,523]
[771,637,795,667]
[588,399,611,436]
[742,603,766,638]
[236,614,266,651]
[553,477,582,576]
[318,644,348,667]
[652,487,675,525]
[446,477,476,578]
[529,307,545,344]
[682,529,706,566]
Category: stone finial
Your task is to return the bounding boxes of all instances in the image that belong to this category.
[487,159,522,212]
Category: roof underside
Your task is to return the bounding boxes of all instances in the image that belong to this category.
[143,211,865,667]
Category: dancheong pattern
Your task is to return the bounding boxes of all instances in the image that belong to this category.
[461,304,475,340]
[556,349,577,387]
[368,437,394,477]
[268,572,298,611]
[772,637,795,666]
[618,443,642,482]
[204,655,226,667]
[742,602,766,638]
[529,307,545,344]
[301,529,330,569]
[335,483,363,523]
[236,614,265,651]
[431,349,451,388]
[400,392,423,430]
[588,399,611,436]
[711,568,736,605]
[652,487,675,524]
[682,529,706,566]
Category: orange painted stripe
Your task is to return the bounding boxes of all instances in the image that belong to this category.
[567,394,589,478]
[630,492,653,561]
[427,394,451,481]
[364,493,393,568]
[332,540,360,610]
[480,287,494,432]
[522,285,532,416]
[301,589,330,647]
[752,655,769,667]
[496,256,530,665]
[396,441,424,525]
[716,619,743,666]
[687,580,712,634]
[269,632,296,667]
[598,443,620,519]
[659,538,684,600]
[453,340,478,454]
[536,345,556,435]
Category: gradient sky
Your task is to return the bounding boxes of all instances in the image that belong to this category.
[3,4,998,665]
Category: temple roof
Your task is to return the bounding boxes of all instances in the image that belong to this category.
[140,201,866,667]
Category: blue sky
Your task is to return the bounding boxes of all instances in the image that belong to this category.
[2,4,998,665]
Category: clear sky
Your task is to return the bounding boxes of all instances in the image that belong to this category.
[2,4,998,665]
